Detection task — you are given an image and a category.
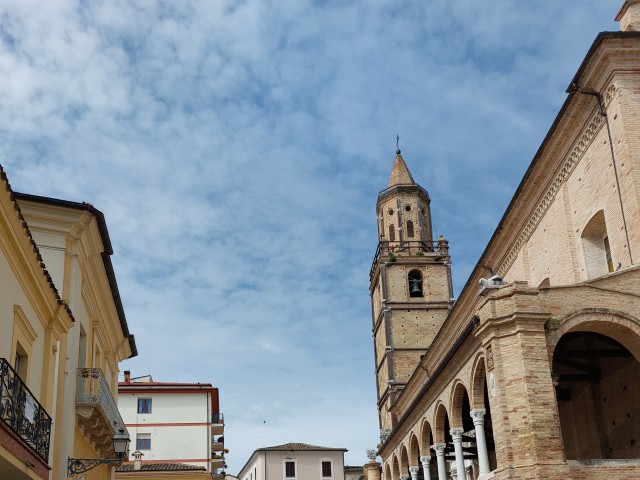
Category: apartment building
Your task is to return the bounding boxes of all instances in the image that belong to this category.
[118,372,225,479]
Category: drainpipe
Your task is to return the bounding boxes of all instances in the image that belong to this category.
[569,83,634,265]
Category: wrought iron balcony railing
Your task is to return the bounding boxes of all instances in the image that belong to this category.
[0,357,52,462]
[370,239,449,280]
[76,368,128,456]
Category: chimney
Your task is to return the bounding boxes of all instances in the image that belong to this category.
[133,450,144,471]
[124,370,131,383]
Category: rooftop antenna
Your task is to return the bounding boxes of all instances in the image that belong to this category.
[396,134,401,154]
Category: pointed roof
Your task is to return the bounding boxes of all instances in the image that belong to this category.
[388,150,415,187]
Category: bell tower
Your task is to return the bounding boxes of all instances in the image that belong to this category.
[370,148,453,432]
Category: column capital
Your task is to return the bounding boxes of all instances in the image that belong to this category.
[432,443,446,454]
[450,427,464,440]
[400,474,410,480]
[470,408,486,423]
[409,466,420,474]
[419,455,431,464]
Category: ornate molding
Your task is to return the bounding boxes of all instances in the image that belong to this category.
[497,85,618,277]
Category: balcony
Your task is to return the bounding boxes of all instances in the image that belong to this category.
[0,358,51,462]
[211,452,226,469]
[211,412,224,435]
[75,368,128,457]
[370,239,449,280]
[212,440,224,452]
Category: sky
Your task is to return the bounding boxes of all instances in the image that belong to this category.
[0,0,622,474]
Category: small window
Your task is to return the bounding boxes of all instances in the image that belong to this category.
[322,461,332,478]
[285,461,296,478]
[137,398,152,414]
[14,342,28,381]
[389,225,396,242]
[604,236,614,273]
[406,220,414,238]
[408,270,423,297]
[136,434,151,450]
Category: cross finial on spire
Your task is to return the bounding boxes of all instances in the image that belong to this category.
[396,134,401,154]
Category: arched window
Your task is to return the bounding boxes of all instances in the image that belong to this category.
[406,220,414,238]
[389,224,396,242]
[581,210,613,278]
[408,269,423,297]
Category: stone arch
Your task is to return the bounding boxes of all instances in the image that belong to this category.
[548,309,640,361]
[384,463,392,480]
[551,310,640,461]
[419,418,433,453]
[399,445,410,477]
[391,454,400,480]
[470,353,487,410]
[449,380,468,428]
[408,433,420,467]
[433,402,449,444]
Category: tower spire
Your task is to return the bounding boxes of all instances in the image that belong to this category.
[388,149,415,187]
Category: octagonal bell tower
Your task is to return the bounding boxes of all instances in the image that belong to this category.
[370,148,453,432]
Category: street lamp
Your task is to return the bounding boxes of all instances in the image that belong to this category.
[67,429,130,477]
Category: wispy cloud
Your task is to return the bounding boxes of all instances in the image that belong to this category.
[0,0,621,471]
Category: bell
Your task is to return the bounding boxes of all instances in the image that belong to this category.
[410,282,421,294]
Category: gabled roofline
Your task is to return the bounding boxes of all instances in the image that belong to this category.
[13,192,137,358]
[0,166,75,323]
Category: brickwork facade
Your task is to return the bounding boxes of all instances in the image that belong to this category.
[370,2,640,479]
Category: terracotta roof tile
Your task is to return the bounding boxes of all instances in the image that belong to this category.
[257,443,347,452]
[116,463,206,472]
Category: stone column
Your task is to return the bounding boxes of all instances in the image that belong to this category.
[470,409,491,475]
[409,466,419,480]
[450,428,466,480]
[419,455,432,480]
[432,444,447,480]
[364,461,381,480]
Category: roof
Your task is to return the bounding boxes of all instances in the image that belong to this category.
[0,165,75,323]
[256,443,347,452]
[387,151,415,187]
[13,192,137,358]
[116,463,206,472]
[119,381,214,387]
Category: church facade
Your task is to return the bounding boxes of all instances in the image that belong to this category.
[369,2,640,479]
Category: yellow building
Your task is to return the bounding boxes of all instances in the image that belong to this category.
[15,192,137,480]
[0,168,74,480]
[0,160,137,480]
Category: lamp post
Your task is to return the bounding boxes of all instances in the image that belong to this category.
[67,429,130,477]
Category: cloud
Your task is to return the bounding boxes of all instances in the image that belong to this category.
[0,0,622,471]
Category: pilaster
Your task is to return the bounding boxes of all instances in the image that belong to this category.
[475,284,571,478]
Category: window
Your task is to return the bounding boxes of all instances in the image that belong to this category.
[322,461,332,478]
[406,220,414,238]
[581,210,612,278]
[408,269,423,297]
[136,434,151,450]
[389,225,395,242]
[604,236,614,272]
[284,460,296,478]
[137,398,152,414]
[14,342,28,381]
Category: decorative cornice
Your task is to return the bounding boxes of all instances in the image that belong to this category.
[497,84,617,278]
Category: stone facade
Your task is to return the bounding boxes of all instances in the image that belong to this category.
[370,2,640,479]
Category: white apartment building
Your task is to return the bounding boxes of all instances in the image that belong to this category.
[238,443,347,480]
[118,372,225,476]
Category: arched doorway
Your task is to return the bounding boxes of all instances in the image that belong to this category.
[554,331,640,459]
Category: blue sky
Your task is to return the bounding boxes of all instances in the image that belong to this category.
[0,0,622,473]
